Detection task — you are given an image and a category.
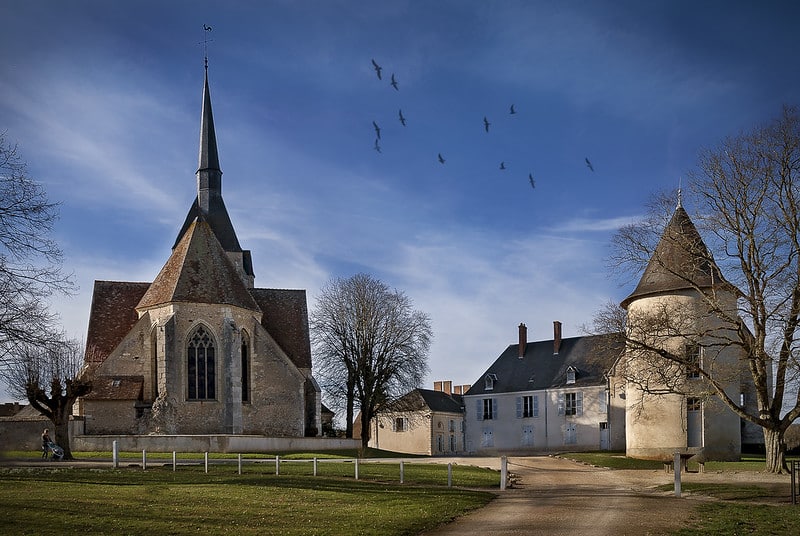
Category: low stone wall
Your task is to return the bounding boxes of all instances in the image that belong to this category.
[0,416,84,451]
[73,434,361,453]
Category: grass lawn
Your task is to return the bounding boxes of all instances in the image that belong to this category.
[675,503,800,536]
[0,464,495,536]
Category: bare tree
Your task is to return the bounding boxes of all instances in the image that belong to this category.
[310,273,432,449]
[0,133,74,369]
[6,338,93,459]
[603,106,800,473]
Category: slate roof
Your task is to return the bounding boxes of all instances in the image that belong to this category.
[85,281,151,362]
[388,389,464,413]
[250,288,312,369]
[621,206,732,308]
[137,219,260,312]
[465,333,624,397]
[84,375,144,400]
[173,196,244,255]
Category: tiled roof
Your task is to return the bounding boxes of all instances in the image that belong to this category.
[465,333,624,396]
[137,219,260,312]
[621,206,732,308]
[84,375,144,400]
[250,288,312,369]
[85,281,151,362]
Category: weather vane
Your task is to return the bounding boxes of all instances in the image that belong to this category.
[201,24,213,69]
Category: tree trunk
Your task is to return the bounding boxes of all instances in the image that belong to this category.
[763,427,787,474]
[53,413,72,460]
[345,376,354,439]
[360,409,371,451]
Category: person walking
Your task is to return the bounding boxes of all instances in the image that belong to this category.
[41,428,51,460]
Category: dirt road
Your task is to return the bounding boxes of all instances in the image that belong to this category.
[424,456,702,536]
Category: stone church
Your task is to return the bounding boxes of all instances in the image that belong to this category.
[77,65,321,437]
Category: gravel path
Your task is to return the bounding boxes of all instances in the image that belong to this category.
[423,455,788,536]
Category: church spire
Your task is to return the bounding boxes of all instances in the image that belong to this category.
[197,65,222,214]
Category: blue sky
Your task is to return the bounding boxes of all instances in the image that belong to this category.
[2,1,800,402]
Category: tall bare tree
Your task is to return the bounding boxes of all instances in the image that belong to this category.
[604,106,800,473]
[6,338,92,459]
[0,133,74,369]
[310,273,432,449]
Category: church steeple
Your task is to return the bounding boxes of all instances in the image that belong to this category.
[173,64,255,287]
[197,64,222,213]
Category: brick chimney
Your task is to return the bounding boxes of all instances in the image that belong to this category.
[553,320,562,355]
[453,385,462,395]
[443,380,452,394]
[434,381,443,392]
[518,323,527,358]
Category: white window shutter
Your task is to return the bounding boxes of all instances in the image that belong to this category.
[492,398,498,420]
[534,395,539,417]
[516,397,522,418]
[577,392,583,416]
[557,392,565,415]
[476,399,483,421]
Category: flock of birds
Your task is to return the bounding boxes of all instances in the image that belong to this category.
[368,58,596,191]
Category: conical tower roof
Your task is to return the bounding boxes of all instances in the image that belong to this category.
[173,66,246,257]
[137,219,260,312]
[620,205,731,309]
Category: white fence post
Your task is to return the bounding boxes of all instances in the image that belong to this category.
[500,456,507,491]
[238,454,242,475]
[400,460,404,484]
[172,451,176,472]
[112,440,119,469]
[674,452,681,497]
[447,463,453,487]
[275,455,280,475]
[313,457,318,477]
[204,452,209,474]
[355,458,359,480]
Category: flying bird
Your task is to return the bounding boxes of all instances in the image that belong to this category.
[585,157,594,172]
[500,162,506,170]
[438,153,445,164]
[529,173,535,189]
[509,104,516,114]
[390,73,399,90]
[483,116,491,132]
[371,59,382,80]
[203,24,212,31]
[398,109,406,126]
[372,121,381,140]
[374,139,381,153]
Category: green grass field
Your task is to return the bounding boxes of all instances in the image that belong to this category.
[0,463,495,536]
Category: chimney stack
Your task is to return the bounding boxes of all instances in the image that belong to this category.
[443,380,452,394]
[553,320,562,355]
[518,323,527,358]
[434,381,443,392]
[454,385,462,395]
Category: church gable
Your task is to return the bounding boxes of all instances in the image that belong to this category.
[136,219,260,312]
[85,281,151,363]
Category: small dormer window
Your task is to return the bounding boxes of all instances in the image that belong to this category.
[111,379,122,388]
[485,373,498,391]
[566,367,576,385]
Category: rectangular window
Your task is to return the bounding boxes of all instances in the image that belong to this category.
[522,395,535,418]
[564,392,583,416]
[483,398,494,420]
[449,434,457,452]
[394,417,408,432]
[686,344,701,379]
[449,419,455,432]
[687,397,702,411]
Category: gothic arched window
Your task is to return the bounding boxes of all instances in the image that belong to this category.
[241,331,250,403]
[187,326,216,400]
